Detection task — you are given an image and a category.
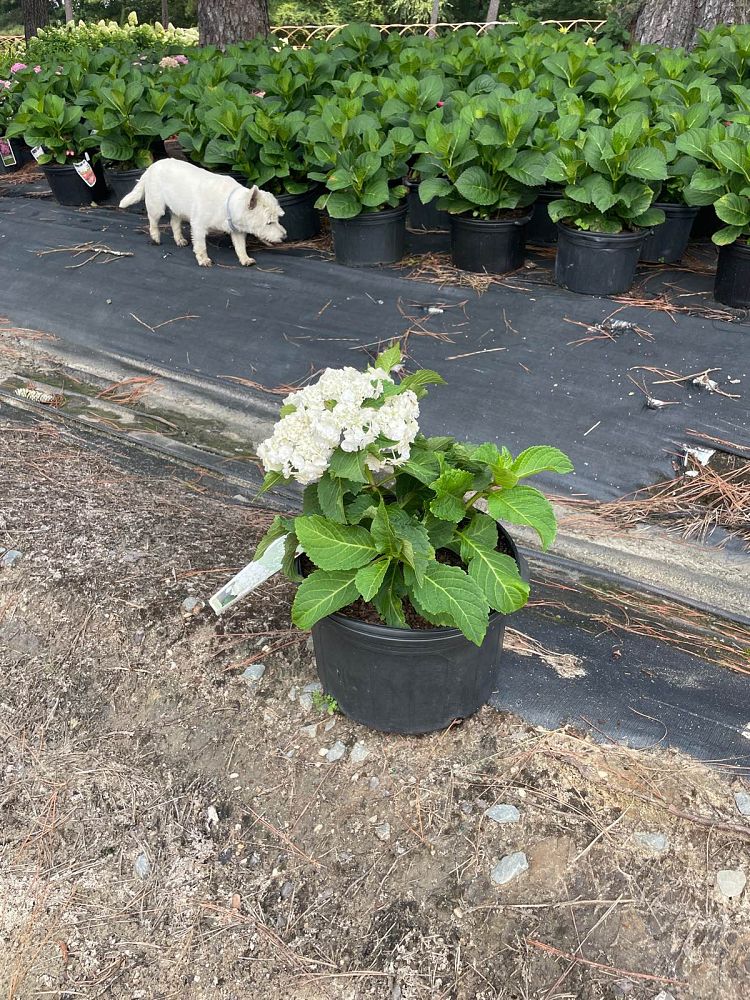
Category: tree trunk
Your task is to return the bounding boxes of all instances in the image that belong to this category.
[485,0,501,22]
[64,0,73,23]
[197,0,270,47]
[428,0,440,38]
[161,0,170,26]
[21,0,49,42]
[633,0,750,47]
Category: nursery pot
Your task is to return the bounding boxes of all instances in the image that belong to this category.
[690,205,721,241]
[714,240,750,309]
[640,203,699,264]
[106,166,145,212]
[406,178,449,231]
[450,210,532,274]
[42,160,108,207]
[308,529,528,735]
[330,203,407,267]
[277,187,320,242]
[0,137,32,173]
[526,189,561,246]
[555,224,647,296]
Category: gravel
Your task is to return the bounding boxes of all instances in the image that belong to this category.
[350,741,370,765]
[633,832,669,854]
[716,869,747,899]
[325,740,347,763]
[133,853,151,879]
[240,663,266,683]
[484,803,521,825]
[491,851,529,886]
[734,791,750,817]
[0,548,22,568]
[374,821,391,842]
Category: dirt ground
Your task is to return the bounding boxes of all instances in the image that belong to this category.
[1,408,749,1000]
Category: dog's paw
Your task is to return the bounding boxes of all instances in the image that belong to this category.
[149,235,161,246]
[197,258,213,268]
[239,256,256,267]
[174,237,189,248]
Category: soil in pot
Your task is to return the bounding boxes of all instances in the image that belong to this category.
[714,240,750,309]
[451,210,532,274]
[277,187,320,242]
[303,529,528,734]
[406,178,449,232]
[330,203,407,267]
[43,160,108,207]
[555,224,646,296]
[640,203,698,263]
[526,189,561,246]
[106,166,145,212]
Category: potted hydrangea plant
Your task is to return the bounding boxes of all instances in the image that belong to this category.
[253,347,572,734]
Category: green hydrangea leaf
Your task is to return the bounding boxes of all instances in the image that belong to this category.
[355,558,390,601]
[294,515,378,570]
[412,564,489,646]
[486,485,557,550]
[292,568,359,630]
[511,446,574,479]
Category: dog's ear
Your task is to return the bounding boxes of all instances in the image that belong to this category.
[246,185,259,210]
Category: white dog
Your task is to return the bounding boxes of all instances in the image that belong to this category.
[119,159,287,267]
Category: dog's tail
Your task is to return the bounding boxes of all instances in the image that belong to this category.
[119,175,146,209]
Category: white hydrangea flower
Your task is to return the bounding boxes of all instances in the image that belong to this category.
[256,365,420,485]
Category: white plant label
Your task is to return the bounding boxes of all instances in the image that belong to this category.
[0,137,17,168]
[30,145,44,161]
[74,157,97,188]
[209,535,287,615]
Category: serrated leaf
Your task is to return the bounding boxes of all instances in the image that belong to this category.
[412,564,489,645]
[355,558,390,601]
[409,590,455,627]
[401,447,441,485]
[292,568,359,630]
[398,369,446,396]
[328,447,368,483]
[374,344,402,373]
[317,472,347,523]
[455,165,496,207]
[279,403,297,417]
[254,514,294,562]
[486,485,557,550]
[468,549,529,614]
[458,512,498,561]
[282,532,303,582]
[511,446,574,479]
[257,470,288,496]
[370,501,400,556]
[424,513,456,549]
[625,147,668,181]
[372,564,406,627]
[294,515,377,570]
[387,509,434,585]
[302,483,323,516]
[712,224,745,246]
[429,468,474,522]
[714,193,750,228]
[346,492,377,523]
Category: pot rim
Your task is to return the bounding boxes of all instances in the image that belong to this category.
[557,222,648,246]
[329,201,407,225]
[452,209,533,229]
[718,238,750,258]
[649,201,700,217]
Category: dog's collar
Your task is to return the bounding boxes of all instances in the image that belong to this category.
[225,187,241,234]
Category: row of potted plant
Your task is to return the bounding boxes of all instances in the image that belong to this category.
[2,24,749,304]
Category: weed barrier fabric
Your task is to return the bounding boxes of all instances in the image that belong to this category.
[0,199,748,503]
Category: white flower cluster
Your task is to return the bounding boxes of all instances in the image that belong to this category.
[257,366,420,485]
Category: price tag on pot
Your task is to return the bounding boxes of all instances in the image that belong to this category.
[30,145,44,162]
[74,157,97,188]
[209,535,288,616]
[0,137,17,168]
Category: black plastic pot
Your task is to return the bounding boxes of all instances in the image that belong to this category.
[714,241,750,309]
[450,210,532,274]
[526,189,561,246]
[106,166,145,212]
[640,203,699,263]
[690,205,721,241]
[278,187,320,242]
[406,178,449,231]
[309,530,528,734]
[42,160,108,206]
[330,203,407,267]
[555,224,647,296]
[0,137,32,173]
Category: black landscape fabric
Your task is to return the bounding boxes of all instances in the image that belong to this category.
[1,198,748,502]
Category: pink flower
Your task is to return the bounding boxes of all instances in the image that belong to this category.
[436,101,444,107]
[10,62,26,74]
[33,65,41,73]
[66,149,75,157]
[174,54,189,65]
[252,89,266,98]
[0,80,11,90]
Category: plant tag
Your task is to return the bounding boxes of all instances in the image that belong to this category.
[74,157,97,187]
[30,145,44,161]
[209,535,287,615]
[0,137,17,168]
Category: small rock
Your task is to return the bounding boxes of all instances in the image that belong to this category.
[374,822,391,842]
[350,742,370,765]
[652,992,675,1000]
[0,549,22,568]
[325,741,346,763]
[300,724,319,739]
[491,851,528,886]
[181,596,204,614]
[134,853,151,879]
[288,685,299,702]
[280,881,294,900]
[391,987,402,1000]
[368,777,380,790]
[324,718,335,732]
[131,629,145,648]
[734,791,750,817]
[633,832,669,854]
[302,681,323,694]
[205,806,219,829]
[611,979,634,995]
[484,804,521,825]
[716,869,746,899]
[240,663,266,684]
